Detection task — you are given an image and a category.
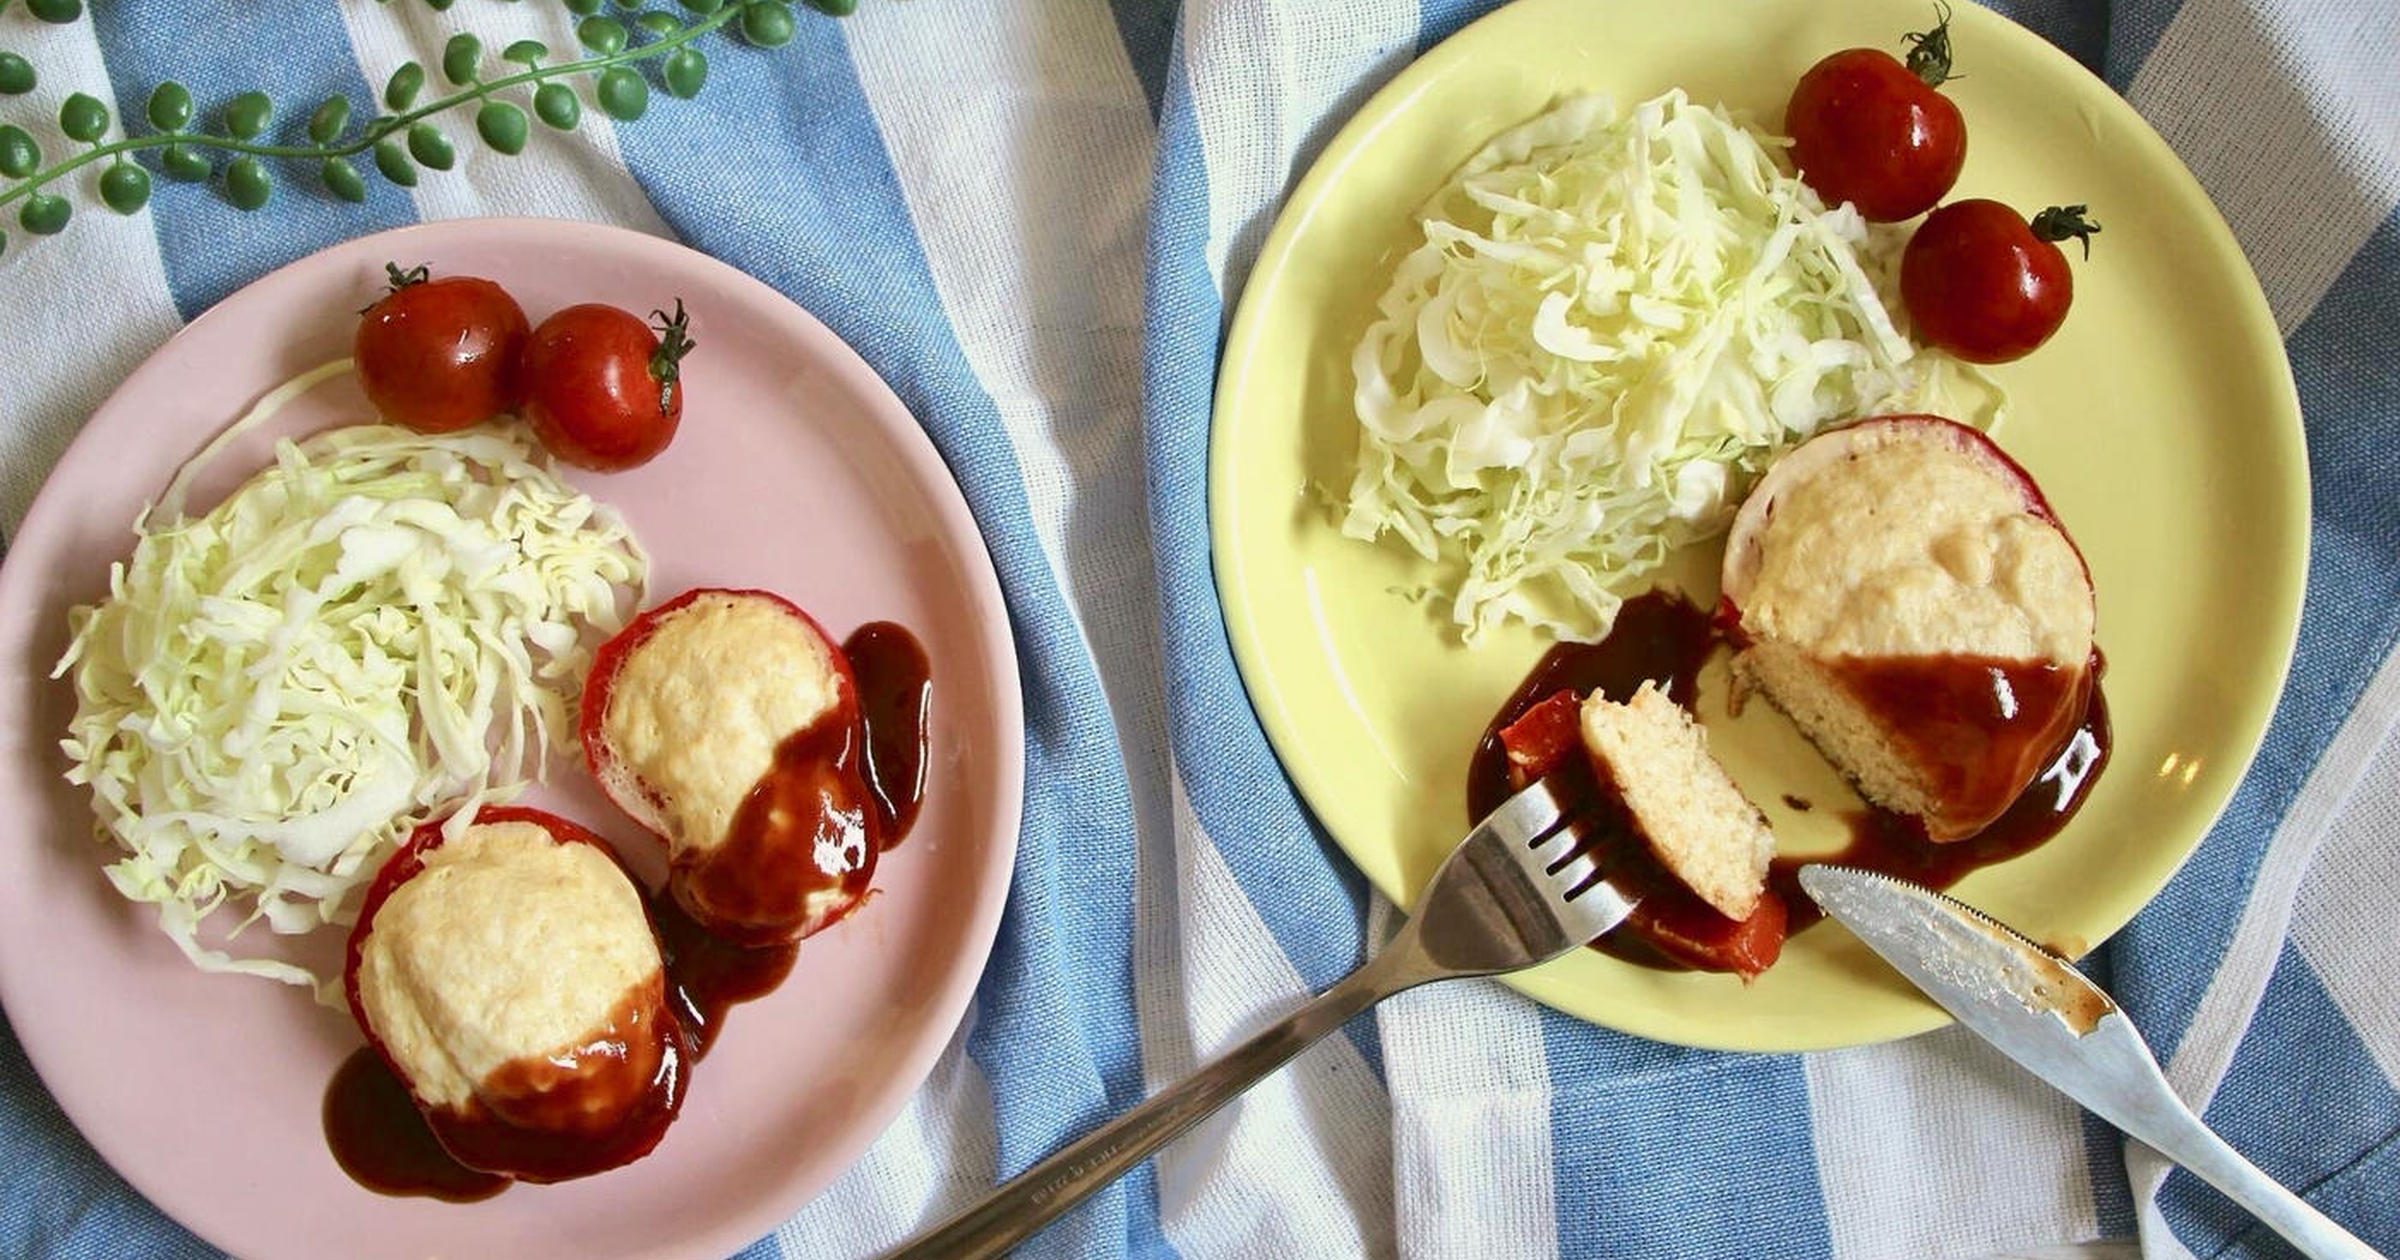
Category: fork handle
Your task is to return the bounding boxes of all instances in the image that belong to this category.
[877,946,1433,1260]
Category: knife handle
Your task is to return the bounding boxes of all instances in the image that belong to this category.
[2128,1091,2385,1260]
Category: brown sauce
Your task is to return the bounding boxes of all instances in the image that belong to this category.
[327,617,934,1200]
[1464,591,2113,974]
[845,621,932,847]
[1771,679,2112,933]
[323,1048,509,1203]
[423,985,687,1183]
[676,708,878,947]
[1825,653,2092,841]
[652,890,798,1058]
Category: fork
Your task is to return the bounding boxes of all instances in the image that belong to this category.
[878,777,1635,1260]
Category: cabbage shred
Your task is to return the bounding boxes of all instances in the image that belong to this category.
[54,415,646,995]
[1344,91,2001,642]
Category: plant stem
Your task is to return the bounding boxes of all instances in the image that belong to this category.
[0,4,741,210]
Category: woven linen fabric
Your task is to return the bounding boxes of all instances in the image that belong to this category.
[2,1,2395,1258]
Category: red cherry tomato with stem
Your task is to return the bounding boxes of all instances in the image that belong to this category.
[1786,4,1968,222]
[521,300,694,471]
[1901,201,2100,364]
[353,263,530,433]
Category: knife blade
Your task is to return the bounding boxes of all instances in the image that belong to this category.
[1798,864,2385,1260]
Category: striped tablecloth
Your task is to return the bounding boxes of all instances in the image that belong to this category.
[2,1,2395,1257]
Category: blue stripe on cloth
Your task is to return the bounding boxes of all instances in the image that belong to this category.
[1414,0,1489,56]
[2102,0,2190,92]
[2108,206,2400,1063]
[1140,7,1381,1075]
[605,18,1168,1260]
[728,1237,780,1260]
[0,1014,215,1260]
[2161,944,2400,1259]
[1982,0,2112,74]
[1540,1008,1832,1260]
[87,0,416,320]
[1105,0,1175,118]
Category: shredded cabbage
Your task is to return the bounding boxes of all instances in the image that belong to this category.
[1343,91,2003,643]
[53,370,647,997]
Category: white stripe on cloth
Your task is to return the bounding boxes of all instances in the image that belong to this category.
[1136,775,1392,1258]
[1803,1026,2103,1260]
[0,21,183,534]
[1179,0,1417,306]
[772,1018,1003,1260]
[2122,644,2400,1259]
[331,2,670,234]
[843,0,1155,622]
[2289,654,2400,1087]
[2126,0,2400,333]
[1369,895,1562,1260]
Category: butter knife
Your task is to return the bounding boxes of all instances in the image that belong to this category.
[1799,864,2386,1260]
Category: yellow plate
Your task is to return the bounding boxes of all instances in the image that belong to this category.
[1211,0,2307,1051]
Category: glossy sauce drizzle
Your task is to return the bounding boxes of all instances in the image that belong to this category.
[326,622,934,1199]
[846,622,932,847]
[1770,677,2112,933]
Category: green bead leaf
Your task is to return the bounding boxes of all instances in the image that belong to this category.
[427,0,456,9]
[441,33,482,86]
[0,52,34,97]
[160,143,210,182]
[635,11,681,36]
[578,15,628,54]
[224,90,272,141]
[662,47,708,99]
[146,81,193,131]
[407,122,455,170]
[534,82,581,130]
[0,232,8,260]
[0,124,37,179]
[476,100,528,154]
[20,193,70,235]
[385,61,426,111]
[101,161,151,213]
[741,2,796,48]
[805,0,856,14]
[308,95,350,144]
[321,156,367,203]
[225,156,272,210]
[679,0,726,13]
[596,67,647,121]
[374,137,418,185]
[501,38,548,66]
[59,92,108,143]
[563,0,601,14]
[25,0,82,23]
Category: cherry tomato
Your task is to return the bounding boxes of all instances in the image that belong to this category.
[521,300,693,471]
[1901,201,2099,364]
[353,263,529,433]
[1785,7,1967,222]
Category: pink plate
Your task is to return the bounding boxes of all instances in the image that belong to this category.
[0,219,1023,1260]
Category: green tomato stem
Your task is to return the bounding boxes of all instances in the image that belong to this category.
[0,2,742,211]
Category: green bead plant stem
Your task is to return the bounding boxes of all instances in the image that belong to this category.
[0,0,745,214]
